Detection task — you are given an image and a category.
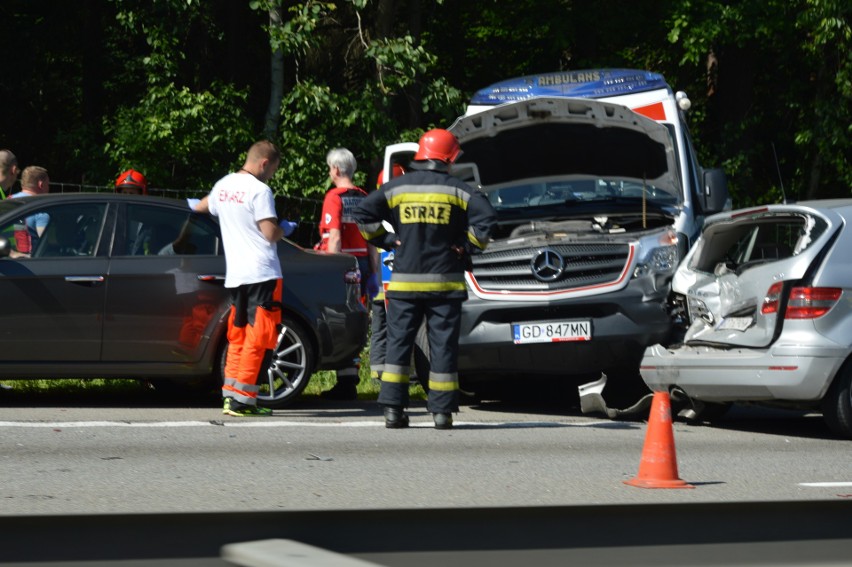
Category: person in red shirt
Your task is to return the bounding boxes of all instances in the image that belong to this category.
[316,148,379,400]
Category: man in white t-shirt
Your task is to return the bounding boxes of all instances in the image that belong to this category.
[194,140,285,416]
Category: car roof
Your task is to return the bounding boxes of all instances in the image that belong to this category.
[708,199,852,225]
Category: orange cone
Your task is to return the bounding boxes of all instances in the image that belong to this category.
[624,391,694,489]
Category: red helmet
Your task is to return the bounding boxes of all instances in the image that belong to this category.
[413,129,461,163]
[376,164,406,188]
[115,169,148,195]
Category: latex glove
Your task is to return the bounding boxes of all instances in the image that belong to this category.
[279,220,298,237]
[186,198,201,210]
[365,273,380,301]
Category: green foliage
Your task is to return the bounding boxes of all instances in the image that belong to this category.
[251,1,337,57]
[3,0,850,204]
[667,0,852,203]
[105,83,254,189]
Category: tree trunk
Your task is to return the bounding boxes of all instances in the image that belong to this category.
[263,5,285,140]
[406,0,423,128]
[376,0,395,39]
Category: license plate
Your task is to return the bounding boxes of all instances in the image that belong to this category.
[513,320,591,344]
[717,316,754,331]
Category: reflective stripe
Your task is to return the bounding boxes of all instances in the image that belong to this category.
[359,222,386,240]
[430,371,458,383]
[387,280,466,292]
[428,379,459,392]
[468,228,489,250]
[387,191,468,211]
[223,377,237,388]
[384,364,410,375]
[338,367,359,378]
[385,184,471,208]
[429,372,459,391]
[382,372,410,384]
[391,273,465,283]
[429,370,459,393]
[228,391,257,405]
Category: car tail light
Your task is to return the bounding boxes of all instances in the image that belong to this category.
[761,282,784,314]
[785,287,842,319]
[344,267,362,285]
[762,283,842,318]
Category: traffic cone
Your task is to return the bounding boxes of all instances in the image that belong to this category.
[624,391,694,489]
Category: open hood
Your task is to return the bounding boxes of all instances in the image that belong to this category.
[447,97,681,204]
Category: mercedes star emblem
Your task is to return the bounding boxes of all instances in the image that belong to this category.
[531,249,566,282]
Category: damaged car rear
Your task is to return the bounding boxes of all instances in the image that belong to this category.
[641,201,852,438]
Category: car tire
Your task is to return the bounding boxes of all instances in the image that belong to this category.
[821,362,852,439]
[220,315,316,409]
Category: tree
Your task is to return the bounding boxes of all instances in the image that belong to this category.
[104,0,257,190]
[668,0,852,205]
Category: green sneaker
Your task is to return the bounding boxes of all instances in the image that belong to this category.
[222,398,231,415]
[225,404,273,417]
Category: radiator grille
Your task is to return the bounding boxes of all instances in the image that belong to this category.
[471,243,631,292]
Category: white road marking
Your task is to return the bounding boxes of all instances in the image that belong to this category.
[798,482,852,488]
[0,419,611,429]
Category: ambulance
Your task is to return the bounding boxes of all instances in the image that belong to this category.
[384,69,729,401]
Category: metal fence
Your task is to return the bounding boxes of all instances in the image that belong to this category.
[50,182,325,249]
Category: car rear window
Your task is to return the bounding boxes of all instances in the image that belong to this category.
[689,213,826,274]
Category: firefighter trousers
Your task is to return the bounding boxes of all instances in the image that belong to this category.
[379,297,463,414]
[222,279,283,406]
[368,299,387,379]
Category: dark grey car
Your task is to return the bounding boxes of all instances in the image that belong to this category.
[0,193,368,407]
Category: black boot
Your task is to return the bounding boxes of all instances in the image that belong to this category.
[321,375,358,400]
[433,413,453,430]
[384,406,409,429]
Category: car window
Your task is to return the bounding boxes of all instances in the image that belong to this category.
[689,214,825,274]
[0,203,107,259]
[124,203,222,257]
[488,177,678,211]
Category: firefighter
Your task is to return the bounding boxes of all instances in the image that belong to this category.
[114,169,148,195]
[354,129,497,429]
[315,148,380,400]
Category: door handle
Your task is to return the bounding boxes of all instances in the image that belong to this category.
[65,275,105,285]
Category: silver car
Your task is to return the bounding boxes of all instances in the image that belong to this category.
[641,200,852,437]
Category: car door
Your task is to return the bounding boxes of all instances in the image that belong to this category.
[0,201,110,361]
[677,206,841,347]
[101,202,229,364]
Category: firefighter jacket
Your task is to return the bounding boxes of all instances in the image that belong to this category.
[353,163,497,299]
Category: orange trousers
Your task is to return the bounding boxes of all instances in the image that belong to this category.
[221,279,282,405]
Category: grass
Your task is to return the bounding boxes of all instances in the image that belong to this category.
[0,352,427,402]
[0,322,429,402]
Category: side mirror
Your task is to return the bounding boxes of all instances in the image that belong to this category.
[701,168,729,215]
[0,236,10,258]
